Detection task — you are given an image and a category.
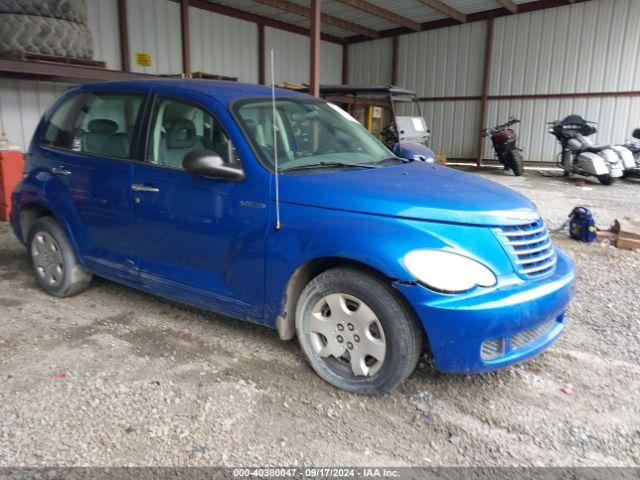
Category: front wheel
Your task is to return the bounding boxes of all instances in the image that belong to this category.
[509,150,524,176]
[597,174,615,185]
[295,267,422,395]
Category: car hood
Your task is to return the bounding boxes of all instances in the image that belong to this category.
[279,162,539,226]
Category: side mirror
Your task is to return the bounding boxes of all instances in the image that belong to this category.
[182,149,245,181]
[633,128,640,140]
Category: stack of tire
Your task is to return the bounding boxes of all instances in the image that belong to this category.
[0,0,93,60]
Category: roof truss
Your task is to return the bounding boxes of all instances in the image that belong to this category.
[333,0,420,31]
[417,0,466,23]
[251,0,379,38]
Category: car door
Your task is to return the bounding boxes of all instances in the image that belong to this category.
[39,88,147,282]
[130,91,269,319]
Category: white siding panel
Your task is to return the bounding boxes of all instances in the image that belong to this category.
[423,100,481,159]
[127,0,182,75]
[0,80,70,151]
[86,0,121,70]
[347,39,392,85]
[320,41,343,84]
[482,97,640,162]
[491,0,640,95]
[265,28,343,85]
[189,7,258,83]
[398,21,487,97]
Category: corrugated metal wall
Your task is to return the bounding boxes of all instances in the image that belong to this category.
[483,0,640,161]
[0,80,70,151]
[349,0,640,163]
[398,22,486,98]
[397,22,487,158]
[86,0,121,70]
[0,1,342,148]
[347,38,392,85]
[126,0,183,75]
[264,28,343,85]
[189,7,259,83]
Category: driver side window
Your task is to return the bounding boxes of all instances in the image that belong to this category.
[147,97,233,170]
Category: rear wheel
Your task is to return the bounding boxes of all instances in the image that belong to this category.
[597,174,615,185]
[27,216,92,297]
[509,150,524,176]
[295,267,422,395]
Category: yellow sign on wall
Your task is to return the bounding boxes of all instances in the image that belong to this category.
[135,52,152,67]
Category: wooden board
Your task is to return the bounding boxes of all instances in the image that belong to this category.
[0,51,106,69]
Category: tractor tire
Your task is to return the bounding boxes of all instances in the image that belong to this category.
[0,14,93,59]
[0,0,87,24]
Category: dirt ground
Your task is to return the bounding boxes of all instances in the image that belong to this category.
[0,168,639,467]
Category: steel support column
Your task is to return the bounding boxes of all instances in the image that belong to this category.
[391,35,399,85]
[117,0,130,72]
[310,0,321,96]
[476,17,494,167]
[180,0,191,75]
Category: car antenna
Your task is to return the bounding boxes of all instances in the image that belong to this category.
[270,47,281,231]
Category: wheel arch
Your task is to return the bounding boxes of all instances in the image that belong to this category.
[275,256,423,346]
[14,200,84,268]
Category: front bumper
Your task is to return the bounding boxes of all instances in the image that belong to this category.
[395,247,576,373]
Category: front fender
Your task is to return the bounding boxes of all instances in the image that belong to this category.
[11,172,85,258]
[262,202,514,326]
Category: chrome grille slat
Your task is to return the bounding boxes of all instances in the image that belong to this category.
[500,225,546,237]
[515,249,555,265]
[520,256,557,274]
[512,239,552,255]
[495,219,557,279]
[510,319,557,350]
[504,232,549,246]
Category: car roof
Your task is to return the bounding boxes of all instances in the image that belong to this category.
[73,79,311,105]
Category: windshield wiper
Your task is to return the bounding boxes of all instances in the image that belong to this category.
[369,156,411,165]
[280,161,378,173]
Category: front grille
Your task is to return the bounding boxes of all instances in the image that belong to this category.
[510,318,558,350]
[480,338,505,360]
[495,219,557,278]
[480,317,562,362]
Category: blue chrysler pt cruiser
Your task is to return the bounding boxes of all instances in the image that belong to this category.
[11,80,575,394]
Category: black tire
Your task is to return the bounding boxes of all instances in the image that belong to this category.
[0,0,87,24]
[295,267,422,395]
[0,14,93,59]
[597,174,615,185]
[509,150,524,176]
[27,216,92,297]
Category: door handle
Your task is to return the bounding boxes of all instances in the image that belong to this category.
[131,184,160,193]
[50,167,71,176]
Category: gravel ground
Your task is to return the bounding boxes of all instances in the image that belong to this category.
[0,168,639,467]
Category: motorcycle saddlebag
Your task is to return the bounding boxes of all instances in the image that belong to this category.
[577,152,610,176]
[611,145,636,169]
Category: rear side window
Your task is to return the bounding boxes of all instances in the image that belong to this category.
[42,94,82,149]
[71,92,144,159]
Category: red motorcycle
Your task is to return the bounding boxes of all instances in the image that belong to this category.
[481,117,524,176]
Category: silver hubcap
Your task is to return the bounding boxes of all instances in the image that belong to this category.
[309,293,386,377]
[31,231,64,287]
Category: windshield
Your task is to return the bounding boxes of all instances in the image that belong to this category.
[234,98,394,172]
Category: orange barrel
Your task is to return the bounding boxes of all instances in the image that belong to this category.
[0,150,25,221]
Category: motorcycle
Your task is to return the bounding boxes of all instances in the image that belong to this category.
[620,128,640,178]
[548,115,635,185]
[481,117,524,176]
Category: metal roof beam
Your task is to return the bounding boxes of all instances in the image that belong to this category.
[251,0,380,38]
[497,0,518,14]
[417,0,466,23]
[333,0,420,31]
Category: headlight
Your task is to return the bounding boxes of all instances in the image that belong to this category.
[403,249,497,293]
